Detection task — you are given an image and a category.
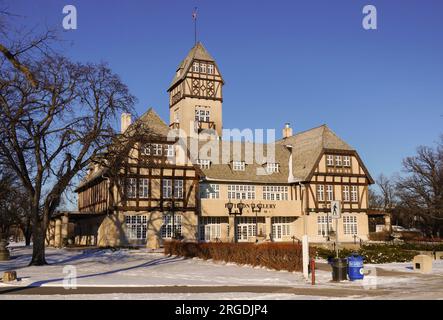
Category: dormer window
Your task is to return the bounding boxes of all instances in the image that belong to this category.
[193,62,200,72]
[141,144,151,155]
[165,145,175,157]
[232,161,245,171]
[207,64,214,74]
[200,63,207,73]
[153,144,163,156]
[343,156,351,167]
[197,159,211,169]
[335,155,342,166]
[266,163,279,173]
[326,155,334,166]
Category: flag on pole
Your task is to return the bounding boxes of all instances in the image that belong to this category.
[192,7,198,20]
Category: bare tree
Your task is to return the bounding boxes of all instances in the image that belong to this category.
[368,186,383,209]
[396,137,443,237]
[0,165,31,244]
[0,54,136,265]
[377,174,397,210]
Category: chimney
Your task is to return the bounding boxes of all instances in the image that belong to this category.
[282,123,293,139]
[121,113,132,133]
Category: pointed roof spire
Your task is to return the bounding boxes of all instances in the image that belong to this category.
[168,42,220,91]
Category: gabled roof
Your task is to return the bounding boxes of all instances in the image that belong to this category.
[134,107,170,137]
[276,124,373,183]
[193,138,292,184]
[76,108,170,192]
[168,42,221,91]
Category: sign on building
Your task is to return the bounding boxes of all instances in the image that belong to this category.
[330,200,341,219]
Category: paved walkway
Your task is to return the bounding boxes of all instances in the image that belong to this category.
[0,285,392,298]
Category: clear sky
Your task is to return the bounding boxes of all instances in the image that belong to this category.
[5,0,443,180]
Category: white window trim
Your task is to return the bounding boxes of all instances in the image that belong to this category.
[228,185,255,200]
[317,185,324,202]
[126,178,137,198]
[197,159,211,169]
[138,178,149,198]
[232,161,245,171]
[125,215,147,240]
[263,186,288,201]
[266,163,279,173]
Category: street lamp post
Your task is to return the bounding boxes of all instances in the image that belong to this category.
[250,202,263,243]
[226,200,245,243]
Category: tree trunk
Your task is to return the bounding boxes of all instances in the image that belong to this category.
[29,204,48,266]
[21,219,32,246]
[24,230,32,246]
[29,226,47,265]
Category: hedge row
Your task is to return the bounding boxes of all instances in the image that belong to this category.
[316,244,418,264]
[164,241,316,272]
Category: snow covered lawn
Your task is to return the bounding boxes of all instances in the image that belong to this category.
[1,244,443,299]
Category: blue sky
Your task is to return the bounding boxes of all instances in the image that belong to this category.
[6,0,443,180]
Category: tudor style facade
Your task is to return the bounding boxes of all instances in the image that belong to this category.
[46,42,374,248]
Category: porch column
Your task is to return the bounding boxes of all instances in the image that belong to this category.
[265,217,272,240]
[61,215,69,245]
[54,219,62,248]
[228,216,235,242]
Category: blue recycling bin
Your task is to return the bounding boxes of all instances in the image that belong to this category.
[347,254,364,281]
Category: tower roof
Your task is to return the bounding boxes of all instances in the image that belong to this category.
[168,42,219,91]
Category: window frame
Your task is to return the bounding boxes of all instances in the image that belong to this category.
[138,178,149,199]
[232,161,245,171]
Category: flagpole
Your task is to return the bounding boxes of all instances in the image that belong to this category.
[193,7,198,45]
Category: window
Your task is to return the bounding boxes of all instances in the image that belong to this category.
[343,215,358,235]
[153,144,163,156]
[343,185,350,202]
[126,178,137,198]
[317,185,324,201]
[326,185,334,201]
[141,144,151,155]
[263,186,288,201]
[207,64,214,74]
[351,186,358,203]
[272,217,294,240]
[161,213,182,239]
[138,178,149,198]
[200,63,207,73]
[195,108,210,122]
[174,180,184,199]
[236,217,265,241]
[326,155,334,166]
[266,163,279,173]
[228,185,255,200]
[193,62,199,72]
[197,159,211,169]
[343,156,351,167]
[317,215,333,236]
[335,155,342,166]
[125,215,147,240]
[199,217,226,241]
[165,145,174,157]
[163,179,172,198]
[232,161,245,171]
[200,184,220,199]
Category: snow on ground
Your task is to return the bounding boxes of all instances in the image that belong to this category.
[368,260,443,274]
[0,292,328,300]
[1,245,311,287]
[1,244,443,299]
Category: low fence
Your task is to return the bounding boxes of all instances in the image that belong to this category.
[164,241,316,272]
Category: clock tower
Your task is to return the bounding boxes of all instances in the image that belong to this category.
[168,42,224,137]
